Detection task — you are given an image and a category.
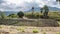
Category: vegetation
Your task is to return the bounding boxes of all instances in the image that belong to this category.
[56,32,60,34]
[40,5,49,18]
[8,14,18,18]
[25,5,49,19]
[57,21,60,26]
[25,13,40,18]
[0,26,2,29]
[40,8,43,13]
[1,12,6,19]
[17,27,25,32]
[43,32,46,34]
[0,5,60,21]
[31,7,34,17]
[32,29,39,33]
[17,11,24,18]
[25,12,60,19]
[0,0,60,34]
[0,11,59,21]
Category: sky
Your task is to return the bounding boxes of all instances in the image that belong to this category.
[0,0,60,11]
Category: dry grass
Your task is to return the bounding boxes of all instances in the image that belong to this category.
[0,25,60,34]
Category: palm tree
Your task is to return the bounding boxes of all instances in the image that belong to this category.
[43,5,49,18]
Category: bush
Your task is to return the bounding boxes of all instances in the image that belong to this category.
[8,14,18,18]
[43,32,46,34]
[56,32,60,34]
[17,27,25,32]
[32,29,39,33]
[57,21,60,26]
[35,14,40,18]
[17,11,24,18]
[0,26,2,29]
[1,12,6,19]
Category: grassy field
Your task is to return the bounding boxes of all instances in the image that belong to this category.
[25,12,60,18]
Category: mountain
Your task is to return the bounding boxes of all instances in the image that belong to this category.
[49,7,60,11]
[0,6,60,16]
[4,11,18,16]
[27,7,60,12]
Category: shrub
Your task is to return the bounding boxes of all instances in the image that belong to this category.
[43,32,46,34]
[17,27,25,32]
[1,12,6,19]
[17,11,24,18]
[32,29,39,33]
[40,15,44,18]
[56,32,60,34]
[57,21,60,26]
[34,14,40,18]
[0,26,2,29]
[8,14,18,18]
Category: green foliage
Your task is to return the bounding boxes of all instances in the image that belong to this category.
[57,21,60,26]
[0,26,2,29]
[17,11,24,18]
[17,27,25,32]
[25,12,40,18]
[32,7,34,16]
[40,8,43,13]
[43,32,46,34]
[40,5,49,18]
[43,5,49,18]
[8,14,18,18]
[48,12,60,21]
[56,32,60,34]
[1,12,6,19]
[32,29,39,33]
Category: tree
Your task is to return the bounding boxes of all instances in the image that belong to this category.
[43,5,49,18]
[40,8,43,14]
[40,5,49,18]
[17,11,24,18]
[32,7,34,16]
[1,12,6,19]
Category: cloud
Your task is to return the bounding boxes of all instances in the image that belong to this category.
[0,0,60,11]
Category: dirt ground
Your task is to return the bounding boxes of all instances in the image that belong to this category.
[0,25,60,34]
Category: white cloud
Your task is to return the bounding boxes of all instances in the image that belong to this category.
[0,0,60,11]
